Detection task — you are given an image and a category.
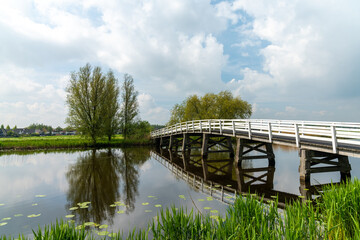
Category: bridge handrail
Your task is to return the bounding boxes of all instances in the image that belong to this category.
[151,119,360,153]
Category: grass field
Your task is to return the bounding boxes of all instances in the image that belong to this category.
[0,135,151,150]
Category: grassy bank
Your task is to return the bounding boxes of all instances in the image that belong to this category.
[1,178,360,239]
[0,135,151,150]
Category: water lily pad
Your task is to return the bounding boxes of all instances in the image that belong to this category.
[225,196,233,199]
[117,210,125,214]
[65,215,75,218]
[226,185,232,187]
[77,202,91,207]
[110,204,117,207]
[0,203,5,206]
[69,207,79,211]
[98,231,109,236]
[68,220,75,223]
[99,224,108,229]
[298,195,305,198]
[206,197,213,201]
[75,225,84,230]
[142,202,149,206]
[270,195,277,199]
[179,195,186,199]
[14,214,23,217]
[198,199,205,202]
[35,195,46,198]
[108,233,117,237]
[145,210,152,213]
[148,196,156,198]
[1,217,11,221]
[303,188,309,191]
[154,204,162,208]
[32,203,38,206]
[210,210,219,214]
[210,215,220,220]
[0,222,7,227]
[84,222,95,226]
[204,207,212,210]
[214,184,220,188]
[27,214,41,218]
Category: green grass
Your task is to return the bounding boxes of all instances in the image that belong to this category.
[2,179,360,239]
[0,135,151,150]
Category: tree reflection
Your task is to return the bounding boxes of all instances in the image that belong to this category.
[119,148,149,213]
[66,148,150,224]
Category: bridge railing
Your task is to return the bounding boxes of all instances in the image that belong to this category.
[151,119,360,153]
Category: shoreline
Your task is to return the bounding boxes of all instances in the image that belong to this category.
[0,135,152,152]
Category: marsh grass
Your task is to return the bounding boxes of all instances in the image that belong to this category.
[1,179,360,239]
[320,178,360,239]
[0,135,151,150]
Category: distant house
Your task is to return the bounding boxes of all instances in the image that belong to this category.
[66,131,76,135]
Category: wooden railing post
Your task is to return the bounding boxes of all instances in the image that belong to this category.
[208,120,211,133]
[268,122,272,143]
[232,120,235,136]
[331,125,338,153]
[248,121,252,139]
[295,123,300,147]
[219,120,222,135]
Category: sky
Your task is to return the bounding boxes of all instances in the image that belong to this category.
[0,0,360,127]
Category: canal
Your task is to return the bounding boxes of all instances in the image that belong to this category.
[0,145,360,237]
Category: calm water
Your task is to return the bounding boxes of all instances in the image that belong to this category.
[1,146,360,237]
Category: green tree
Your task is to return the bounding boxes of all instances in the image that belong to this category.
[103,70,120,141]
[120,74,139,140]
[28,123,53,132]
[1,124,4,129]
[66,63,119,144]
[129,120,152,140]
[55,126,63,132]
[6,125,10,130]
[168,90,252,125]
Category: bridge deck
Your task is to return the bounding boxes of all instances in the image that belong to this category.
[151,119,360,158]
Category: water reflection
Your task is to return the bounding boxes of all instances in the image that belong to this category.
[153,146,352,207]
[66,148,150,224]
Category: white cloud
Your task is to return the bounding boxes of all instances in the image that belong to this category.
[0,0,231,126]
[0,0,360,127]
[138,93,169,124]
[227,0,360,121]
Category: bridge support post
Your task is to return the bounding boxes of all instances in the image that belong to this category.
[235,165,275,193]
[235,138,275,167]
[169,135,174,151]
[182,133,190,153]
[299,149,351,183]
[201,134,234,158]
[154,138,160,149]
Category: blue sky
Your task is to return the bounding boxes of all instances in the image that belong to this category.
[0,0,360,127]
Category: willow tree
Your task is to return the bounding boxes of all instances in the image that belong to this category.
[168,90,252,125]
[66,63,120,144]
[120,74,139,139]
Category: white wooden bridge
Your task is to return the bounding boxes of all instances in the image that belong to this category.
[151,119,360,182]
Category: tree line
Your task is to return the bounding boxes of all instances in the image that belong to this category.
[168,90,252,125]
[66,63,150,144]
